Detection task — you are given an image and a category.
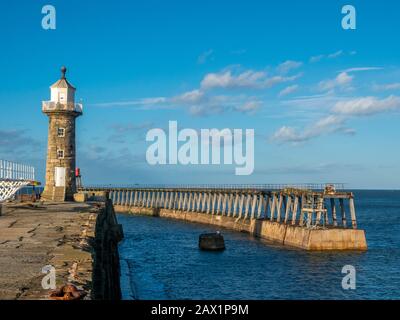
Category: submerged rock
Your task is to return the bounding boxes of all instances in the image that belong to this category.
[199,232,225,251]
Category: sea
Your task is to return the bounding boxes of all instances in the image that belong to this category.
[117,190,400,300]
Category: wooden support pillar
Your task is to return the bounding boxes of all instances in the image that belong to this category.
[330,198,337,227]
[315,197,324,226]
[124,191,129,206]
[206,193,212,214]
[291,196,299,225]
[238,194,245,218]
[177,192,182,210]
[264,195,270,219]
[153,192,158,208]
[284,195,292,224]
[133,191,138,206]
[299,195,306,226]
[185,192,189,211]
[220,193,226,216]
[153,191,160,208]
[160,191,165,208]
[349,198,357,229]
[128,191,132,206]
[192,192,196,211]
[216,193,222,215]
[174,192,179,210]
[142,191,147,207]
[196,193,202,212]
[167,192,172,209]
[116,191,120,205]
[282,195,287,215]
[339,198,347,228]
[192,192,197,212]
[270,194,276,221]
[182,192,188,211]
[251,194,258,219]
[201,192,208,212]
[125,191,129,206]
[138,191,144,207]
[164,192,169,209]
[118,191,122,205]
[159,191,164,208]
[121,191,125,206]
[232,194,239,217]
[111,191,116,204]
[188,192,193,211]
[150,191,155,207]
[126,191,131,206]
[227,194,233,217]
[211,193,217,215]
[257,194,264,218]
[148,191,153,208]
[135,191,139,206]
[276,194,283,222]
[243,194,251,219]
[144,191,148,207]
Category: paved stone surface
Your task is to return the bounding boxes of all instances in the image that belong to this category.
[0,202,98,300]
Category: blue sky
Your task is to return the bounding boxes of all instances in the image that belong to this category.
[1,0,399,188]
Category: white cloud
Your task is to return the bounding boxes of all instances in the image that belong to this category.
[309,55,324,63]
[197,49,214,64]
[328,50,344,59]
[319,72,353,91]
[340,67,382,73]
[235,101,262,114]
[200,68,301,90]
[92,97,167,108]
[279,85,299,97]
[270,115,351,144]
[332,95,400,116]
[173,89,204,103]
[310,50,355,63]
[200,69,264,89]
[373,83,400,91]
[277,60,303,74]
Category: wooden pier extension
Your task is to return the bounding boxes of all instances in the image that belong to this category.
[80,185,367,251]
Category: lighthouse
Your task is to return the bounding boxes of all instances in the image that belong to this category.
[41,67,83,201]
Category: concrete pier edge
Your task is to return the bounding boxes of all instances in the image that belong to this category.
[115,206,367,251]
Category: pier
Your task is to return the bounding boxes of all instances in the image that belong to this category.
[0,199,122,299]
[80,184,367,251]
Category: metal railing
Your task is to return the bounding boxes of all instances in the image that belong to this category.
[42,101,83,113]
[81,183,346,192]
[0,160,35,181]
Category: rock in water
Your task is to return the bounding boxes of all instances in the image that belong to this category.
[199,232,225,251]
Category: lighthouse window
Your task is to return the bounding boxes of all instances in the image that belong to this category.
[57,149,65,159]
[57,127,65,137]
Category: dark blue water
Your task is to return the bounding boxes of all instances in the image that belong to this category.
[117,190,400,300]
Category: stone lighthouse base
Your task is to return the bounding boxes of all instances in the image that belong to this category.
[41,186,74,202]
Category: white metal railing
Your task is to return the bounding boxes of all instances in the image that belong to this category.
[0,160,35,181]
[42,101,83,113]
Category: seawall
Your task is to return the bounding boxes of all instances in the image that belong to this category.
[0,200,123,300]
[92,199,124,299]
[115,206,367,251]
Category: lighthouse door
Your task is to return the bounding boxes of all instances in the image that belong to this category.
[55,167,66,187]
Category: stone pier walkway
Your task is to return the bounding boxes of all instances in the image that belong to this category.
[0,202,98,299]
